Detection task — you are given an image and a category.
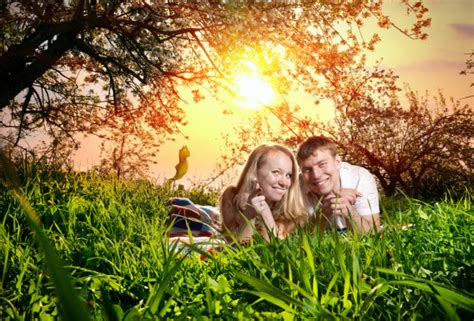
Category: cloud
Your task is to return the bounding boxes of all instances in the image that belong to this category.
[450,24,474,38]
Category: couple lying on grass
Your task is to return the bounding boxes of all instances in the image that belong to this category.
[220,136,381,243]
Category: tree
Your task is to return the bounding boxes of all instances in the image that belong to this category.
[95,119,161,179]
[334,87,473,197]
[0,0,431,174]
[460,50,474,99]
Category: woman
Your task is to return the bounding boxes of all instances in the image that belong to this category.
[220,143,307,243]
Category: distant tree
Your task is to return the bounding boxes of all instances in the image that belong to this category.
[0,0,431,174]
[96,120,161,179]
[333,87,473,197]
[460,50,474,99]
[1,136,76,182]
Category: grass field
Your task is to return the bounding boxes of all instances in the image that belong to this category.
[0,164,473,320]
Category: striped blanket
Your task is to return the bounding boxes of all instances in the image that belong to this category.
[168,198,225,255]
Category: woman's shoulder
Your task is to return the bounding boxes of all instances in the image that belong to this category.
[219,185,239,212]
[221,185,238,198]
[220,185,239,206]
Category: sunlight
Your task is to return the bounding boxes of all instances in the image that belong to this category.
[234,65,275,110]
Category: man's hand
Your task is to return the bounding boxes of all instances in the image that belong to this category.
[321,195,354,218]
[321,189,380,234]
[335,188,362,205]
[321,188,362,218]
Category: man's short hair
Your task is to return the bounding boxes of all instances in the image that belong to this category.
[296,136,338,164]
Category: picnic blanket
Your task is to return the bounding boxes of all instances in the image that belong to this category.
[168,198,225,255]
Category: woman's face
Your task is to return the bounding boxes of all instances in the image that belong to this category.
[256,150,293,203]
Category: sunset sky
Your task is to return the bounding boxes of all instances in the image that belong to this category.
[74,0,473,187]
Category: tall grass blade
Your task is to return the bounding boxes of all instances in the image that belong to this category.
[436,296,461,321]
[301,234,315,274]
[246,290,297,313]
[351,249,360,308]
[378,268,474,312]
[359,283,390,315]
[301,233,318,297]
[389,280,474,311]
[146,245,183,316]
[101,286,121,321]
[0,149,91,321]
[181,242,216,261]
[324,271,340,297]
[236,272,305,312]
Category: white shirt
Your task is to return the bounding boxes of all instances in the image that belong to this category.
[339,162,379,216]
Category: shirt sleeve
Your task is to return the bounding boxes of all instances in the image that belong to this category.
[355,168,380,216]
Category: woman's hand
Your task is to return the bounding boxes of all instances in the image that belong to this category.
[250,194,272,217]
[234,179,259,219]
[248,185,280,240]
[238,180,280,241]
[247,181,272,218]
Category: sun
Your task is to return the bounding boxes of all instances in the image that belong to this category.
[234,70,275,110]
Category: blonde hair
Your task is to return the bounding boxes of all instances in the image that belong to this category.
[220,143,306,234]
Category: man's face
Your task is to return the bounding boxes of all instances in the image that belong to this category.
[300,149,341,197]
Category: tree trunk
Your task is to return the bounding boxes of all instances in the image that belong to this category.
[0,32,77,109]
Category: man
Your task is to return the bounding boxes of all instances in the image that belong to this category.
[296,136,380,234]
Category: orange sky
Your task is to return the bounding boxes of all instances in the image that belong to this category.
[74,0,473,188]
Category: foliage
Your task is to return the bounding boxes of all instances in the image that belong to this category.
[1,137,76,177]
[0,0,431,175]
[0,161,473,320]
[460,50,474,98]
[95,121,161,179]
[333,87,473,198]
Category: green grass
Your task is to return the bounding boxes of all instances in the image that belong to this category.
[0,163,472,320]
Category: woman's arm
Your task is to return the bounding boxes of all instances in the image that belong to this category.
[250,195,280,241]
[220,186,241,234]
[221,186,259,242]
